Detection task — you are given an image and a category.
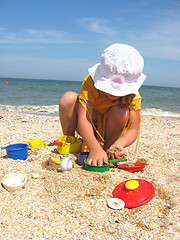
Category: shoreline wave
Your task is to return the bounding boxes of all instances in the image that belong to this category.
[0,104,59,115]
[142,107,180,118]
[0,104,180,118]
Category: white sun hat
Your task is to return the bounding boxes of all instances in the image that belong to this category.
[88,43,146,96]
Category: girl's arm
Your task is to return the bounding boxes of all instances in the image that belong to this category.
[77,99,108,165]
[107,109,141,159]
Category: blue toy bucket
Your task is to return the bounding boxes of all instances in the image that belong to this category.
[1,143,29,160]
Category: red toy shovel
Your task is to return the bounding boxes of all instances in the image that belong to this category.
[54,140,63,147]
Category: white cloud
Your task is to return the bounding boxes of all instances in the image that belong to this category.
[136,17,180,60]
[0,7,180,62]
[0,28,83,44]
[78,18,117,36]
[0,27,7,31]
[112,11,180,61]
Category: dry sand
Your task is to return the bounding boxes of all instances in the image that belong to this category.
[0,110,179,240]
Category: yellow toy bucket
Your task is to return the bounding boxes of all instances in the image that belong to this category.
[54,135,82,154]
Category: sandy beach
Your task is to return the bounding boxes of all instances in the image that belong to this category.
[0,110,179,240]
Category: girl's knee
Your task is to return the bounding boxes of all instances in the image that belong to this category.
[106,105,128,130]
[59,91,78,107]
[107,105,128,121]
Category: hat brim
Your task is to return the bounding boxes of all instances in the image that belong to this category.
[89,63,146,97]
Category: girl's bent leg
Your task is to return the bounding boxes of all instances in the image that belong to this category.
[59,91,78,136]
[103,105,128,151]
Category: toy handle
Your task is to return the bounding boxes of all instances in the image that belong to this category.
[108,158,127,163]
[54,140,63,147]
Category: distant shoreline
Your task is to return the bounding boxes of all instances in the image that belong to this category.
[0,109,180,119]
[0,76,180,88]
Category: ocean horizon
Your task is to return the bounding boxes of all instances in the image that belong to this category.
[0,77,180,118]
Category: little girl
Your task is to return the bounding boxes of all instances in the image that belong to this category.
[59,43,146,165]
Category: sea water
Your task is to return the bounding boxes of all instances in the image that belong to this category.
[0,77,180,118]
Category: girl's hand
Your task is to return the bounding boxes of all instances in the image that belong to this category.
[106,145,125,159]
[86,148,109,166]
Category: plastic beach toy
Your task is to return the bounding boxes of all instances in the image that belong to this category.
[1,143,29,160]
[77,152,89,166]
[2,172,27,192]
[51,157,61,164]
[54,135,82,154]
[118,163,147,173]
[60,155,72,172]
[125,179,139,190]
[25,139,47,149]
[107,198,125,210]
[81,143,89,152]
[85,158,127,172]
[112,179,155,208]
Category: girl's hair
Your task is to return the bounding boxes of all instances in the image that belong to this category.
[113,94,136,108]
[96,90,135,108]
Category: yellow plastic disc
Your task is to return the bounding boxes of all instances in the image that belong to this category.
[125,180,139,190]
[25,140,47,149]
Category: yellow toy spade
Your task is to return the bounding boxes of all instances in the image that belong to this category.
[51,157,61,164]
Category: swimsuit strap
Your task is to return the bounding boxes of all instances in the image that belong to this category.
[79,99,105,142]
[121,110,130,136]
[121,109,141,161]
[133,110,141,161]
[121,109,136,136]
[97,110,106,142]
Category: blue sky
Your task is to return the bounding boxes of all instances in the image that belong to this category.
[0,0,180,87]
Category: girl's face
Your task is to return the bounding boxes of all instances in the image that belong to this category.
[105,93,120,101]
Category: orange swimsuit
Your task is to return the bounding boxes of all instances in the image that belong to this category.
[79,74,142,159]
[79,74,141,111]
